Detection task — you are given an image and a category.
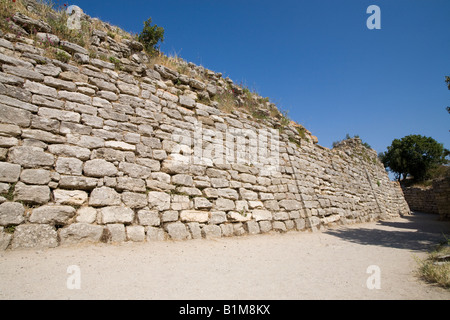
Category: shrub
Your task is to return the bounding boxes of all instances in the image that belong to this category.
[138,17,164,54]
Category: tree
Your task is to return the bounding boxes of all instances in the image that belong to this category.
[138,17,164,54]
[379,135,449,182]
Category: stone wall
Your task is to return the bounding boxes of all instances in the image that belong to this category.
[0,7,410,250]
[402,178,450,220]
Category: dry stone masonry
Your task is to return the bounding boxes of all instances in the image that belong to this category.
[0,3,410,250]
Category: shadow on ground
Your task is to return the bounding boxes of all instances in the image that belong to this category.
[325,212,450,252]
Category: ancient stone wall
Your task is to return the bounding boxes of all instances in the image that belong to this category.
[402,178,450,220]
[0,7,410,250]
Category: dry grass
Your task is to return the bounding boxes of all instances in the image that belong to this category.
[416,240,450,289]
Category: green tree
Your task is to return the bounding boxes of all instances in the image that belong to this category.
[138,17,164,53]
[379,135,449,182]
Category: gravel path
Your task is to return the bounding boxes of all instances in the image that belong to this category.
[0,212,449,300]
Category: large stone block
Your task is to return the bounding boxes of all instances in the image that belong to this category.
[29,205,76,225]
[165,222,189,240]
[11,224,58,249]
[59,223,104,246]
[84,159,118,177]
[8,146,54,168]
[53,189,88,206]
[14,182,50,204]
[0,202,25,226]
[180,210,209,223]
[89,186,121,207]
[148,191,171,211]
[0,162,21,183]
[98,206,134,224]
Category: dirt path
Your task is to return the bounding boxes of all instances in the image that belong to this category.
[0,212,449,300]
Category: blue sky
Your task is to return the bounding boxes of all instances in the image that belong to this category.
[67,0,449,154]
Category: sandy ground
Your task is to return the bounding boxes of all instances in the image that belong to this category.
[0,212,449,300]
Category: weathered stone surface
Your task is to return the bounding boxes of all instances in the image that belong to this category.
[228,211,252,222]
[165,222,189,240]
[83,159,118,177]
[137,209,160,226]
[245,221,260,235]
[0,103,31,127]
[99,206,134,224]
[59,175,98,190]
[59,223,104,245]
[12,12,52,33]
[279,199,302,211]
[180,210,209,223]
[121,191,147,208]
[252,209,272,221]
[29,205,76,225]
[194,197,212,210]
[8,146,54,168]
[20,169,51,185]
[107,223,126,243]
[146,226,166,241]
[59,40,89,55]
[76,207,97,224]
[172,174,193,187]
[202,224,222,239]
[0,162,21,183]
[47,144,91,161]
[148,191,171,211]
[14,182,50,204]
[11,224,58,249]
[2,65,44,82]
[0,227,12,250]
[214,198,235,211]
[53,189,88,206]
[126,225,145,242]
[89,186,121,207]
[55,157,83,176]
[0,202,25,226]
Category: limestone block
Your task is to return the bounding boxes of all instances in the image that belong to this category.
[146,226,167,241]
[84,159,118,177]
[121,191,148,209]
[99,206,134,224]
[0,202,25,226]
[0,103,32,127]
[75,207,97,224]
[126,225,145,242]
[55,157,83,176]
[107,223,126,243]
[59,223,104,245]
[137,209,160,226]
[29,205,76,225]
[148,191,171,211]
[180,210,209,223]
[8,146,54,168]
[14,182,50,204]
[0,162,21,183]
[11,224,58,249]
[53,189,88,206]
[165,222,189,240]
[201,224,222,239]
[89,186,121,207]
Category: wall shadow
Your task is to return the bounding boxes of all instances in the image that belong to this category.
[324,212,450,252]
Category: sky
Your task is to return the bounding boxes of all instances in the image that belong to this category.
[66,0,449,154]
